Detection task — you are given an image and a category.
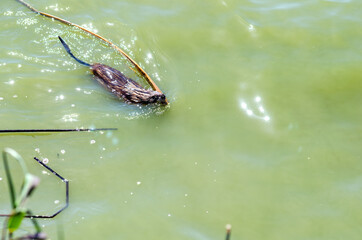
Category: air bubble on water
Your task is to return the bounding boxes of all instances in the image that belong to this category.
[137,181,141,185]
[247,109,253,116]
[35,148,40,153]
[168,213,171,217]
[54,200,60,204]
[0,97,3,101]
[42,158,49,164]
[255,96,261,102]
[90,140,96,144]
[48,89,52,93]
[60,150,66,154]
[264,116,270,122]
[0,177,2,181]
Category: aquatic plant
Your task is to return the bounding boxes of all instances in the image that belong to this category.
[225,224,231,240]
[1,150,69,239]
[1,148,46,240]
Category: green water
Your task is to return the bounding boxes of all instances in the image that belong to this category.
[1,0,362,239]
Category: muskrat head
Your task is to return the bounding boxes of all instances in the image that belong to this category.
[146,92,167,105]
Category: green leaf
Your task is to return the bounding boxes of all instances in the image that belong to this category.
[7,211,26,233]
[2,148,29,209]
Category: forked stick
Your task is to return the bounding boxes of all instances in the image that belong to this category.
[16,0,167,103]
[0,157,69,219]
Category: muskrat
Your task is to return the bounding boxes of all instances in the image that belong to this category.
[58,36,167,105]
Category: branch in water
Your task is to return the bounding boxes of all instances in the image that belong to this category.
[0,128,117,133]
[15,0,167,104]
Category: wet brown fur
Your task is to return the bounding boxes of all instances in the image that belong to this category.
[58,36,166,105]
[91,64,166,104]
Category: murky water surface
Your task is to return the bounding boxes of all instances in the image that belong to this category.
[0,0,361,239]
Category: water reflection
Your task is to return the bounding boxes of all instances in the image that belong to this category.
[239,96,270,122]
[61,113,79,122]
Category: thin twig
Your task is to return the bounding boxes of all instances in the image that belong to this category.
[0,157,69,219]
[0,128,117,133]
[15,0,167,104]
[26,210,41,233]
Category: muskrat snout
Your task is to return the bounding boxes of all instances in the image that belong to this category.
[148,92,167,105]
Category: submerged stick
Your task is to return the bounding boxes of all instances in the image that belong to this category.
[15,0,167,104]
[0,128,117,133]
